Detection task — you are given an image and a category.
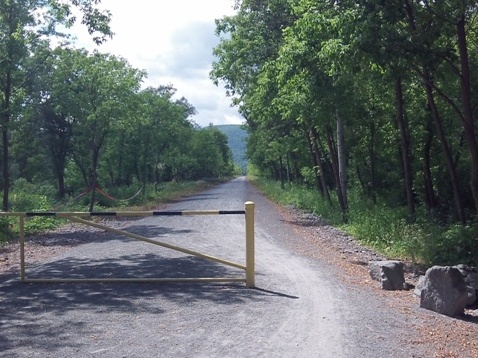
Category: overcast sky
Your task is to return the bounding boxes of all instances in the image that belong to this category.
[69,0,242,127]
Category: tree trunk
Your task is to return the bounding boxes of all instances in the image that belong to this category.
[88,140,104,212]
[0,5,15,212]
[369,121,377,204]
[336,110,347,210]
[1,66,12,212]
[88,166,98,212]
[58,173,66,199]
[310,127,332,205]
[279,155,285,189]
[395,77,415,222]
[2,124,9,212]
[423,70,465,223]
[292,154,301,182]
[326,126,347,215]
[51,149,68,199]
[286,152,291,185]
[305,129,323,194]
[422,113,437,215]
[403,0,466,222]
[457,16,478,219]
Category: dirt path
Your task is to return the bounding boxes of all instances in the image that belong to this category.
[0,177,476,357]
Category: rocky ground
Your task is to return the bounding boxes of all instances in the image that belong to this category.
[278,205,478,358]
[1,205,478,357]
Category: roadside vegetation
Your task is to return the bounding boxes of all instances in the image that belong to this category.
[0,1,241,244]
[1,179,226,244]
[2,1,478,269]
[252,175,478,266]
[212,1,478,268]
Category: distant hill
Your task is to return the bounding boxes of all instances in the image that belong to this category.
[215,124,248,172]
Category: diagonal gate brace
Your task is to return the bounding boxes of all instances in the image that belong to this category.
[10,202,255,287]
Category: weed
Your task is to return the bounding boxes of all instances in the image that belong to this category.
[250,177,478,265]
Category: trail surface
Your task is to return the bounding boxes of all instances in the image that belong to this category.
[0,177,426,357]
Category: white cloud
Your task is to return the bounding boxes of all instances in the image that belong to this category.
[68,0,243,127]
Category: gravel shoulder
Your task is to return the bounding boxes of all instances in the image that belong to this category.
[1,179,477,357]
[275,205,478,358]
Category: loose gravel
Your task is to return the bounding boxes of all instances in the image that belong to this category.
[0,178,477,357]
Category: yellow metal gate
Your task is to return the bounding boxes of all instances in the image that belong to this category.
[0,202,255,287]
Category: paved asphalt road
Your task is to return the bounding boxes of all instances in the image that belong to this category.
[0,177,421,357]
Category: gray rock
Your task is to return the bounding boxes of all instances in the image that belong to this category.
[455,264,478,309]
[414,275,426,297]
[368,261,407,290]
[420,265,475,317]
[455,264,478,289]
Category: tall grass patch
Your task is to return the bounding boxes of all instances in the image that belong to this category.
[249,177,343,223]
[344,202,421,260]
[8,179,60,237]
[0,179,222,246]
[250,178,478,265]
[418,223,478,266]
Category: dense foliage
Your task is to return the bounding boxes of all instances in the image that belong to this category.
[211,0,478,264]
[0,0,235,216]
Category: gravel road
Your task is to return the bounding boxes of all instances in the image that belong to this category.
[0,177,449,357]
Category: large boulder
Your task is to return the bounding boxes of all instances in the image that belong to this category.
[420,265,476,317]
[456,264,478,309]
[455,264,478,289]
[368,260,407,290]
[414,275,427,297]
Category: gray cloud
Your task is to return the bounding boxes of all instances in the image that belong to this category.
[160,21,218,78]
[139,21,243,126]
[68,0,242,126]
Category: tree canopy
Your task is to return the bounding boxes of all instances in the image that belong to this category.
[211,0,478,224]
[0,0,236,212]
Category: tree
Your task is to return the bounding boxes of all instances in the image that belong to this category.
[212,0,478,225]
[37,103,74,198]
[355,0,476,220]
[129,86,196,186]
[21,46,75,199]
[49,48,144,211]
[0,0,112,211]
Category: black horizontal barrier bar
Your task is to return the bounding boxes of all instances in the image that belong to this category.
[25,212,56,217]
[24,210,246,217]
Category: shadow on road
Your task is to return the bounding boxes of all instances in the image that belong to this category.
[170,192,219,204]
[0,251,300,354]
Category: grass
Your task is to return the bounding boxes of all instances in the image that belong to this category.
[4,175,478,266]
[1,179,226,245]
[249,176,478,266]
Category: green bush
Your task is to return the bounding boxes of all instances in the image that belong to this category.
[419,224,478,266]
[251,177,343,223]
[11,178,56,199]
[251,177,478,266]
[0,217,13,244]
[9,179,59,234]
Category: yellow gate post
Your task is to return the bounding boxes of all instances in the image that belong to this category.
[245,201,255,288]
[19,216,25,282]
